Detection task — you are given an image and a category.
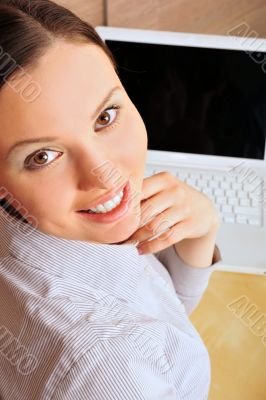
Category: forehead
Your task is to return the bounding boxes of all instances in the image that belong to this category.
[0,40,120,146]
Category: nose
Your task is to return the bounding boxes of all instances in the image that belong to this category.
[76,148,125,192]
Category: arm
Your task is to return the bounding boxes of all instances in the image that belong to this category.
[173,224,220,268]
[154,242,222,315]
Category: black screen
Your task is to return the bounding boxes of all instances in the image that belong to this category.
[106,39,266,160]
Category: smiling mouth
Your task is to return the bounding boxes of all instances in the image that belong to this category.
[76,180,132,223]
[79,189,125,214]
[78,181,128,214]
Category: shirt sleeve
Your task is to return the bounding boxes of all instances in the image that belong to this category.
[51,335,178,400]
[153,243,222,315]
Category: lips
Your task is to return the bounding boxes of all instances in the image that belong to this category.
[78,180,128,211]
[76,180,132,224]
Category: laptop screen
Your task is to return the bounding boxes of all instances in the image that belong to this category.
[106,39,266,160]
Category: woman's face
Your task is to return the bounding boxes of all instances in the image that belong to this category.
[0,40,148,243]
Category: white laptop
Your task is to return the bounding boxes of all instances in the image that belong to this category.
[96,26,266,275]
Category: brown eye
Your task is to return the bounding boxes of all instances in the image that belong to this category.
[33,151,48,165]
[95,105,120,131]
[24,150,62,170]
[97,110,111,126]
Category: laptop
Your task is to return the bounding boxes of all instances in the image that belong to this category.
[95,26,266,275]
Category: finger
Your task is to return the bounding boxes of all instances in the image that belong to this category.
[140,171,177,201]
[138,187,184,228]
[140,183,188,229]
[137,220,189,254]
[131,205,188,243]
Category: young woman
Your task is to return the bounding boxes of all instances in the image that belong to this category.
[0,0,222,398]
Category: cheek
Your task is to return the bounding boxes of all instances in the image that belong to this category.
[1,171,74,219]
[118,108,148,172]
[30,177,76,219]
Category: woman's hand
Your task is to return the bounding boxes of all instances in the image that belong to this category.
[125,171,221,263]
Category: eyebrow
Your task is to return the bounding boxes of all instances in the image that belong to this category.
[91,85,122,120]
[5,85,123,160]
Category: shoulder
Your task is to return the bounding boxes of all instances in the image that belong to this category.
[51,329,177,399]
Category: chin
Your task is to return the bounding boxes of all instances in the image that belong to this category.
[101,214,141,245]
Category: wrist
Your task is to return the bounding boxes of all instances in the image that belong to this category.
[174,225,219,268]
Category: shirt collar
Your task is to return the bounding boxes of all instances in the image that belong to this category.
[0,212,146,304]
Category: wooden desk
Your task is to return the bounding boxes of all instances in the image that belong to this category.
[190,270,266,400]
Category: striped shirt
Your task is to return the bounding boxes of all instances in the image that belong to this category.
[0,210,222,399]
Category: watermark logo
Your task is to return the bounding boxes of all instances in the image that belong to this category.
[0,325,38,375]
[227,295,266,346]
[0,45,41,103]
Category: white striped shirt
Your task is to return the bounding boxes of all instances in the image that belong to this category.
[0,211,221,399]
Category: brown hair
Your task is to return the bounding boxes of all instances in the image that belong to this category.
[0,0,117,223]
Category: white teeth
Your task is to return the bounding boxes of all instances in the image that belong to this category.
[112,194,123,205]
[88,190,124,213]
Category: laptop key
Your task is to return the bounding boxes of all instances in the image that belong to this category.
[210,181,219,189]
[228,198,239,206]
[233,183,243,190]
[178,172,188,181]
[216,197,227,205]
[214,188,224,196]
[247,216,261,226]
[240,198,251,206]
[212,173,224,181]
[220,182,231,190]
[234,206,260,216]
[226,189,236,197]
[238,190,248,199]
[251,198,261,207]
[226,176,238,183]
[222,204,233,213]
[223,213,235,223]
[186,178,197,186]
[236,215,248,224]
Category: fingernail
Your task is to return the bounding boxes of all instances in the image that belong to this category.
[126,240,140,246]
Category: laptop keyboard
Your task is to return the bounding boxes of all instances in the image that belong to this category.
[144,166,264,227]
